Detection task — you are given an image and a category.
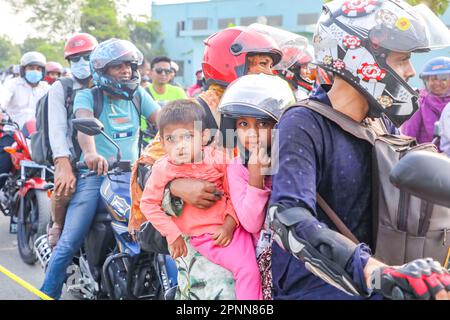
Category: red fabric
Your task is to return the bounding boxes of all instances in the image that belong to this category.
[139,147,239,245]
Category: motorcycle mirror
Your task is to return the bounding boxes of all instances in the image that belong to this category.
[72,118,104,136]
[390,150,450,208]
[72,117,122,162]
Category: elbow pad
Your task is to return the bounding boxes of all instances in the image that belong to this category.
[269,205,368,297]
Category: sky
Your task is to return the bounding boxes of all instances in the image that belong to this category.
[0,0,201,44]
[0,1,33,44]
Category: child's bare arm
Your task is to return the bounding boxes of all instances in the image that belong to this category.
[212,215,237,247]
[169,235,188,259]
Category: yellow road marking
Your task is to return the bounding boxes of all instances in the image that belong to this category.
[0,264,53,300]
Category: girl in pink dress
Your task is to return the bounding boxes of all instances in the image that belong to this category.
[217,74,296,299]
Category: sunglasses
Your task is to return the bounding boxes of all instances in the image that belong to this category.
[69,54,90,63]
[154,68,172,75]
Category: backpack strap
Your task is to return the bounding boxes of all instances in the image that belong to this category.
[90,88,144,155]
[132,92,141,115]
[287,99,378,145]
[91,87,104,119]
[131,92,143,157]
[58,77,74,116]
[146,85,155,100]
[316,194,359,244]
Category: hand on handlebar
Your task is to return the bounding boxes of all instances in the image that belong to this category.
[83,151,109,176]
[370,258,450,300]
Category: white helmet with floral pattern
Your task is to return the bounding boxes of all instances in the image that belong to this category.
[313,0,450,126]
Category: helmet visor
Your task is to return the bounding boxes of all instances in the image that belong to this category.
[369,3,450,53]
[91,39,143,69]
[276,39,310,71]
[230,29,282,66]
[249,23,310,70]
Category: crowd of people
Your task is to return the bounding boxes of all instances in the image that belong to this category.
[0,0,450,300]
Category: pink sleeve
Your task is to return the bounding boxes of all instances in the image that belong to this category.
[226,162,270,234]
[139,161,183,245]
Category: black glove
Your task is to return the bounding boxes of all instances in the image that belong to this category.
[371,258,450,300]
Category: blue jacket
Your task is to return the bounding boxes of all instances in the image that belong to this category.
[270,85,381,300]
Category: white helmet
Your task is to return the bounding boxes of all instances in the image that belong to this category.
[170,61,179,74]
[20,51,47,77]
[218,73,295,148]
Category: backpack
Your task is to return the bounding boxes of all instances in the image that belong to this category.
[31,81,143,165]
[283,99,450,266]
[31,77,75,165]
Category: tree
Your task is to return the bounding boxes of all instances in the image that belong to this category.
[21,38,67,65]
[6,0,165,59]
[6,0,84,41]
[80,0,128,42]
[125,15,166,59]
[407,0,449,15]
[0,37,21,69]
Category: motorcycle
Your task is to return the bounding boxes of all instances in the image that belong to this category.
[35,118,178,300]
[0,113,53,264]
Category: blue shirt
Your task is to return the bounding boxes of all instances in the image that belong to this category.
[270,85,380,300]
[73,86,160,163]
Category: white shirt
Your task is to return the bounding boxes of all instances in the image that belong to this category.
[0,77,49,129]
[439,102,450,156]
[48,77,84,160]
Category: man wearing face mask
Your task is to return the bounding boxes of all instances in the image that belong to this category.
[0,51,49,129]
[44,61,63,85]
[46,33,98,248]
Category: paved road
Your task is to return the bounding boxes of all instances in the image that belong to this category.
[0,213,75,300]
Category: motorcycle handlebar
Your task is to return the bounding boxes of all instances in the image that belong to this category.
[0,120,20,130]
[76,160,117,171]
[76,160,131,177]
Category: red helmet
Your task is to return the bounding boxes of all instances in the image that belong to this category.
[64,33,98,59]
[46,61,63,74]
[202,26,282,87]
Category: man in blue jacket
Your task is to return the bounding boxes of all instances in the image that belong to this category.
[270,0,450,300]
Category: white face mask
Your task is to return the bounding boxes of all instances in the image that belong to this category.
[71,59,91,80]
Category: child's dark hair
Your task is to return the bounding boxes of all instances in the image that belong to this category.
[157,99,206,136]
